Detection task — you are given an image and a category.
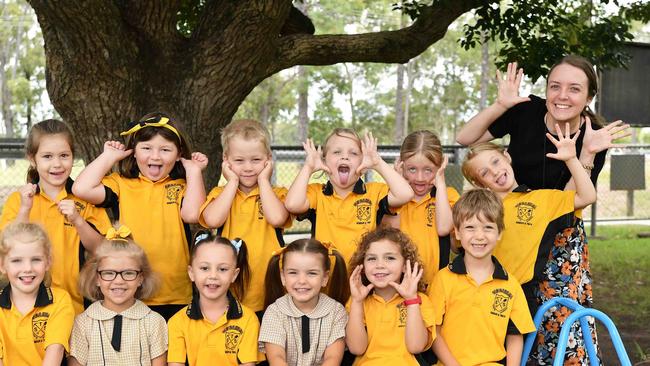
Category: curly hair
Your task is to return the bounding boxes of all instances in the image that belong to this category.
[348,226,426,292]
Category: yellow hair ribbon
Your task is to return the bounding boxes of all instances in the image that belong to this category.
[119,116,180,139]
[321,242,337,273]
[105,225,132,242]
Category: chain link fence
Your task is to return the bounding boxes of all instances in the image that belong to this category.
[1,140,648,234]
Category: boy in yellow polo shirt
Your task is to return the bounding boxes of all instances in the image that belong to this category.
[461,125,596,315]
[428,189,535,365]
[199,119,291,314]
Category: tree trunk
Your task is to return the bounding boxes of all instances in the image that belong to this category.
[26,0,483,185]
[479,31,489,110]
[297,65,308,142]
[394,63,405,144]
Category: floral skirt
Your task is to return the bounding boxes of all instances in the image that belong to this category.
[530,218,599,365]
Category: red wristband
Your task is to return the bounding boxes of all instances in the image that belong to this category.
[403,296,422,306]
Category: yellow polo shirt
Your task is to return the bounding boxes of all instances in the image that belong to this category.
[304,180,390,264]
[495,185,575,285]
[0,178,111,313]
[347,292,435,365]
[100,173,191,305]
[198,185,290,312]
[396,187,460,287]
[428,255,535,365]
[167,291,264,365]
[0,284,74,365]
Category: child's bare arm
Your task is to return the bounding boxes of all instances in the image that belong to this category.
[258,161,289,227]
[432,327,460,366]
[357,133,413,206]
[346,265,372,355]
[456,62,530,146]
[505,334,524,366]
[41,344,65,366]
[264,343,289,366]
[321,339,345,366]
[150,353,167,366]
[72,141,132,204]
[434,156,453,236]
[545,123,596,209]
[200,160,238,228]
[67,357,82,366]
[180,152,208,223]
[58,200,104,252]
[390,261,429,353]
[285,139,328,214]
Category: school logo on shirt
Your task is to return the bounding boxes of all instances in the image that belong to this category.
[165,183,183,204]
[32,311,50,343]
[74,201,86,212]
[515,202,536,226]
[490,288,513,318]
[224,325,243,354]
[256,196,264,220]
[426,202,435,227]
[397,303,408,327]
[354,198,372,224]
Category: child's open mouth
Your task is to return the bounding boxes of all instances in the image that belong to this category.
[338,165,350,185]
[148,164,163,177]
[19,275,36,284]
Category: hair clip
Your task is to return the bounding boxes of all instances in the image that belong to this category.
[194,232,210,246]
[230,239,243,253]
[106,225,131,241]
[119,116,180,139]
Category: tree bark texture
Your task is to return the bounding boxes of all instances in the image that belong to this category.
[27,0,483,184]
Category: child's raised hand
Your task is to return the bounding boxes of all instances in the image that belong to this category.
[389,259,422,300]
[582,116,631,154]
[434,155,448,187]
[349,265,374,302]
[102,140,132,161]
[258,160,274,183]
[57,199,82,225]
[546,123,579,162]
[221,160,238,183]
[356,132,381,175]
[181,152,209,172]
[495,62,530,110]
[18,183,37,209]
[303,139,330,174]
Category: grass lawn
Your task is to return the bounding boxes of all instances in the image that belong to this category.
[588,224,650,364]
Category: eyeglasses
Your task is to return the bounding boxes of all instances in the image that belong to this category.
[97,270,142,281]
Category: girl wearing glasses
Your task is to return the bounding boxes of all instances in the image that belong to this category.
[69,227,167,366]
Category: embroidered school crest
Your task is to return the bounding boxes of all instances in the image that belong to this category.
[490,288,513,317]
[256,196,264,220]
[224,325,243,354]
[397,304,408,327]
[165,183,183,204]
[74,201,86,212]
[515,201,536,225]
[32,311,50,343]
[426,202,435,227]
[354,198,372,224]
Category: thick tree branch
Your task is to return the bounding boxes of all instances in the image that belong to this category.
[273,0,484,73]
[120,1,184,45]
